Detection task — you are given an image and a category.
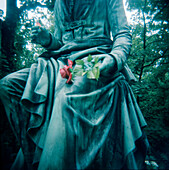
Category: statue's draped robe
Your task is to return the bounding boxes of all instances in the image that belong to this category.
[0,0,149,169]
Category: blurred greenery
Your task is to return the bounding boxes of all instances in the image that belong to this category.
[127,0,169,169]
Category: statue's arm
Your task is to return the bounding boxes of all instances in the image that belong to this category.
[42,22,63,51]
[108,0,132,72]
[31,14,63,51]
[31,25,63,51]
[42,31,63,51]
[43,11,64,51]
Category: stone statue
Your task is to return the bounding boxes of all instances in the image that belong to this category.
[0,0,149,169]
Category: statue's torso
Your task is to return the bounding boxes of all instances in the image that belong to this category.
[55,0,110,44]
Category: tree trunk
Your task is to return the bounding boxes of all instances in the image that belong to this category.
[1,0,19,74]
[0,2,20,168]
[138,0,147,82]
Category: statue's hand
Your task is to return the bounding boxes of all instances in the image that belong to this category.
[31,26,51,47]
[97,54,117,77]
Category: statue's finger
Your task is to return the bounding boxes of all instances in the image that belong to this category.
[32,27,42,34]
[30,33,38,39]
[99,61,106,71]
[31,29,39,35]
[32,26,40,30]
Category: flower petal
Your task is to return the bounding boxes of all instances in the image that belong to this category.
[36,22,41,27]
[66,73,72,84]
[68,59,73,68]
[64,65,71,76]
[60,68,67,78]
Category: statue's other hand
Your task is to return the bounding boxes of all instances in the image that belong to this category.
[98,54,117,77]
[31,26,51,47]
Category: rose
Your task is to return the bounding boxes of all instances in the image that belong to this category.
[60,66,72,84]
[60,59,73,84]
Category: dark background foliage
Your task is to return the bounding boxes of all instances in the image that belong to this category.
[127,0,169,169]
[0,0,169,169]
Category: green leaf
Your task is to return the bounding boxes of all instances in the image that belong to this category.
[92,67,100,80]
[73,65,83,73]
[94,57,99,64]
[74,69,84,76]
[87,54,92,62]
[75,59,84,65]
[82,71,87,76]
[94,62,101,68]
[87,70,95,79]
[73,55,100,80]
[69,68,73,72]
[73,65,84,77]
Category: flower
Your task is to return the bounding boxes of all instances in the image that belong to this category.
[36,22,41,27]
[68,59,73,68]
[60,59,73,84]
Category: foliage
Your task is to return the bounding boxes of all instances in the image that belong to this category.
[0,0,55,78]
[13,6,54,70]
[127,0,169,168]
[72,55,101,81]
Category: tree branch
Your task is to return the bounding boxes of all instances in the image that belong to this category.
[143,48,169,68]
